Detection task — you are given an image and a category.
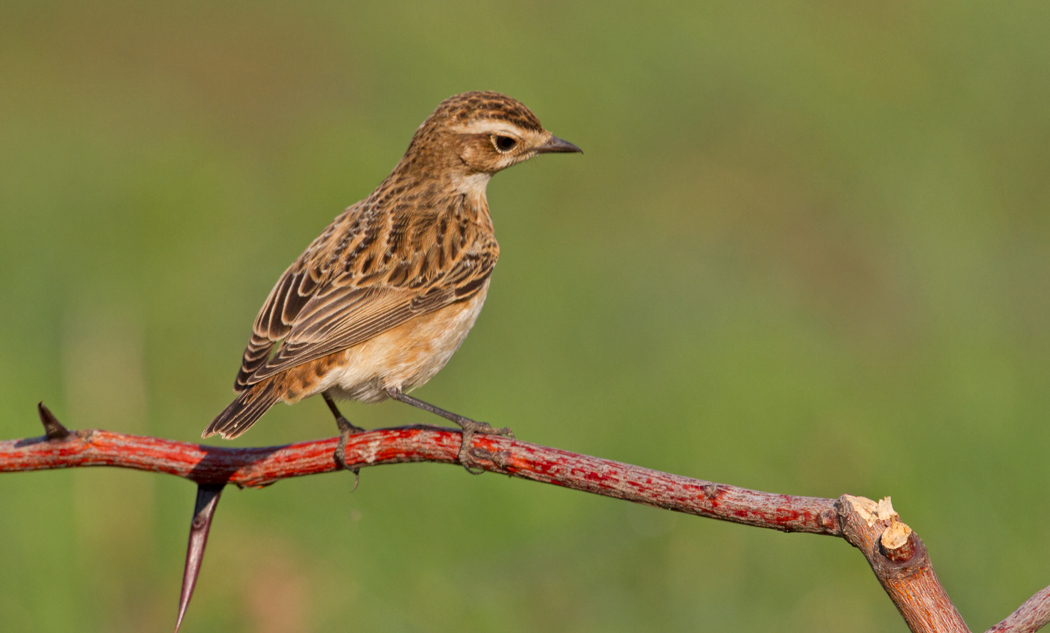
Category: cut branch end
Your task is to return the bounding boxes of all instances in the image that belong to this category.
[881,519,916,563]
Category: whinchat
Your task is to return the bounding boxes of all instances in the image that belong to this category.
[203,91,581,469]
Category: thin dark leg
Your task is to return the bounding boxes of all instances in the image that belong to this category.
[323,392,365,487]
[323,392,366,434]
[385,387,514,473]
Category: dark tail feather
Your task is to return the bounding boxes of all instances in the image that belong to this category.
[203,380,282,440]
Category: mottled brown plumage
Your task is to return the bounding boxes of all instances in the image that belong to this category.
[203,92,580,464]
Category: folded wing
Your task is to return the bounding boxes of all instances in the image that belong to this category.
[233,198,498,391]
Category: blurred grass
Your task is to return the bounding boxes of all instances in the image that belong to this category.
[2,0,1049,631]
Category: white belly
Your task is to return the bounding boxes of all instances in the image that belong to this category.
[312,280,489,403]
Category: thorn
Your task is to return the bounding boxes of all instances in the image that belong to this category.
[37,402,71,441]
[175,484,224,633]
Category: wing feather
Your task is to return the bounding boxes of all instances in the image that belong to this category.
[232,195,498,390]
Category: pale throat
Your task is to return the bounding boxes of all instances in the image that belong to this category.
[455,172,492,208]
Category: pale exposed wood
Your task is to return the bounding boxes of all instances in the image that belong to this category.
[838,495,970,633]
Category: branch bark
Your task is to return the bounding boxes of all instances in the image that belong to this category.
[989,585,1050,633]
[838,495,969,632]
[2,404,1047,633]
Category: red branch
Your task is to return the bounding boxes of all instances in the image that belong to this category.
[3,407,1049,633]
[3,423,840,533]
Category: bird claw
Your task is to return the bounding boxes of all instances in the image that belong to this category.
[336,415,367,436]
[380,387,515,475]
[473,420,515,438]
[334,416,365,491]
[456,419,514,475]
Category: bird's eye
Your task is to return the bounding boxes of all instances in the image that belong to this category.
[493,135,517,152]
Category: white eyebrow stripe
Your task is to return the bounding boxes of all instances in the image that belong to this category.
[449,119,526,136]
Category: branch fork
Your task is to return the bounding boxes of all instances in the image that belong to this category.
[2,404,1047,633]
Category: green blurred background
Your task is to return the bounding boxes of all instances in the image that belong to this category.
[2,1,1049,631]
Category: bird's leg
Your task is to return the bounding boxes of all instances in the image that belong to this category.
[384,387,514,474]
[324,392,366,488]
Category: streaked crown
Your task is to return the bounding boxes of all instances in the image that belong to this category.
[400,91,581,177]
[429,91,544,133]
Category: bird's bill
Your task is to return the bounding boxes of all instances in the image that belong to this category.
[536,135,583,154]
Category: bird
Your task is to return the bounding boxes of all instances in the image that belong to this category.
[202,91,581,471]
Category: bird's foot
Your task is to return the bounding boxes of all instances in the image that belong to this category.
[454,417,515,475]
[381,387,514,475]
[333,416,367,491]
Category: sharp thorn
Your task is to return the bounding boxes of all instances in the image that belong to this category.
[37,402,71,441]
[175,484,224,633]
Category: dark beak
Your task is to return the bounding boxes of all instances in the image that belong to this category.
[536,135,583,154]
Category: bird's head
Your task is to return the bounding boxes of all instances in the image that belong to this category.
[404,91,581,179]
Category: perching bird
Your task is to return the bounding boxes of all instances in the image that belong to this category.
[203,91,581,469]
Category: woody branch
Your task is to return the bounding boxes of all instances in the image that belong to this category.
[1,403,1048,633]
